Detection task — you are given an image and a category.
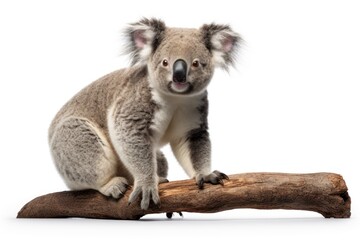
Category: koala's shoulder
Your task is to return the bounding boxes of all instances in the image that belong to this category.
[109,66,155,114]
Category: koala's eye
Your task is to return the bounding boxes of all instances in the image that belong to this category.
[192,60,200,68]
[162,59,169,67]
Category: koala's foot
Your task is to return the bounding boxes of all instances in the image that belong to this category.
[99,177,129,198]
[158,177,169,184]
[128,181,160,210]
[196,170,229,189]
[166,212,183,219]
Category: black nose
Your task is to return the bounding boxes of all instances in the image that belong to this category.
[173,59,187,83]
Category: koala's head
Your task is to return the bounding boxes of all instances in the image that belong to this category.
[124,18,240,96]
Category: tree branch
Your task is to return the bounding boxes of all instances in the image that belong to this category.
[17,172,351,219]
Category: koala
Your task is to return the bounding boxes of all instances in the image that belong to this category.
[48,18,240,210]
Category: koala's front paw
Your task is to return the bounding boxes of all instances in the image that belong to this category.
[196,170,229,189]
[128,181,160,210]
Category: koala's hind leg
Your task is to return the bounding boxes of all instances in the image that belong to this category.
[156,150,181,219]
[50,117,129,198]
[156,150,169,183]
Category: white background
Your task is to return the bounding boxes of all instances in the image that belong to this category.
[0,0,359,239]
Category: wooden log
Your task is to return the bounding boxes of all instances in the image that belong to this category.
[17,172,351,219]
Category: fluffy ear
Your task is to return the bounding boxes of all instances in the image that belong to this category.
[200,24,241,70]
[124,18,166,65]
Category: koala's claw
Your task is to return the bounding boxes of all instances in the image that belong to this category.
[213,170,230,180]
[128,183,160,210]
[196,170,229,189]
[198,178,205,189]
[166,212,183,219]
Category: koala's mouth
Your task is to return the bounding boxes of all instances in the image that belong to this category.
[168,81,192,94]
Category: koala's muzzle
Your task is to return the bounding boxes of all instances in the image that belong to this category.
[173,59,187,83]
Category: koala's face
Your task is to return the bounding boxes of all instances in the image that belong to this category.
[125,18,240,96]
[149,28,214,95]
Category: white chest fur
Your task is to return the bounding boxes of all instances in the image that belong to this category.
[150,90,203,148]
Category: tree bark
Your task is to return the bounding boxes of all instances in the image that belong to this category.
[17,172,351,219]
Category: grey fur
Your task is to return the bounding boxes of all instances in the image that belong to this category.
[156,150,168,179]
[124,18,166,65]
[49,18,240,210]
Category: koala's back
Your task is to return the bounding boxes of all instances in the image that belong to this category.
[48,66,149,142]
